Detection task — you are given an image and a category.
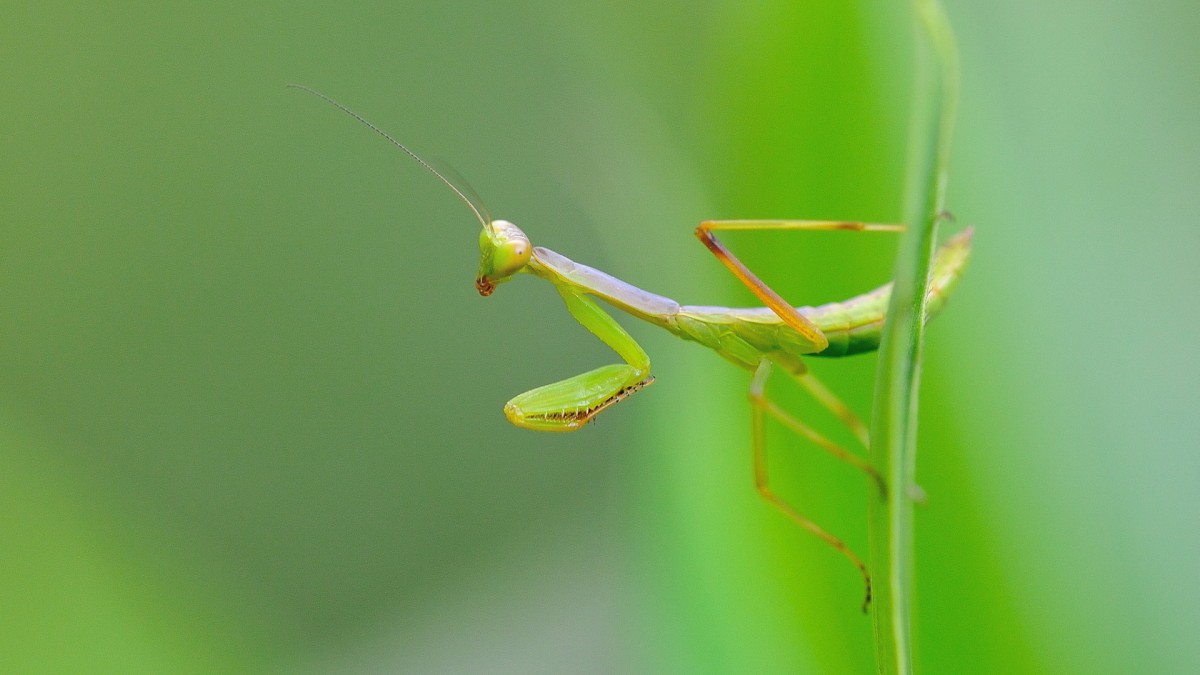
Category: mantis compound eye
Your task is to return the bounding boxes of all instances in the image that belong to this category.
[492,234,531,277]
[486,220,532,278]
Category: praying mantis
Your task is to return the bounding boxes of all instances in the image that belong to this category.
[291,85,972,611]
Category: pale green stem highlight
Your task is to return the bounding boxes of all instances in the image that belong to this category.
[867,1,960,674]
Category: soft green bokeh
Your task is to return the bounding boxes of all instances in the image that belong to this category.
[2,1,1196,673]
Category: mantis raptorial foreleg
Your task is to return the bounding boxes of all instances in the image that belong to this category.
[503,285,653,431]
[750,360,873,612]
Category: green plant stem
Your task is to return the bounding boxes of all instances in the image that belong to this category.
[867,1,959,673]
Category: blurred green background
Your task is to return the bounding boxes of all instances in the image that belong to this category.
[3,1,1197,673]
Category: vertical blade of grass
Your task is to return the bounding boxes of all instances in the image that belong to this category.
[868,1,959,673]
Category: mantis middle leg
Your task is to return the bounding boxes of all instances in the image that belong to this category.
[750,359,873,612]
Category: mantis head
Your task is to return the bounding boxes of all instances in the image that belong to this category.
[476,220,531,296]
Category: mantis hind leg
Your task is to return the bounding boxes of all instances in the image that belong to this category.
[749,359,873,612]
[791,365,929,503]
[694,219,905,352]
[795,368,870,451]
[695,218,919,496]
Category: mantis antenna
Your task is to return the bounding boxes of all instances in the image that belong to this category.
[288,84,493,231]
